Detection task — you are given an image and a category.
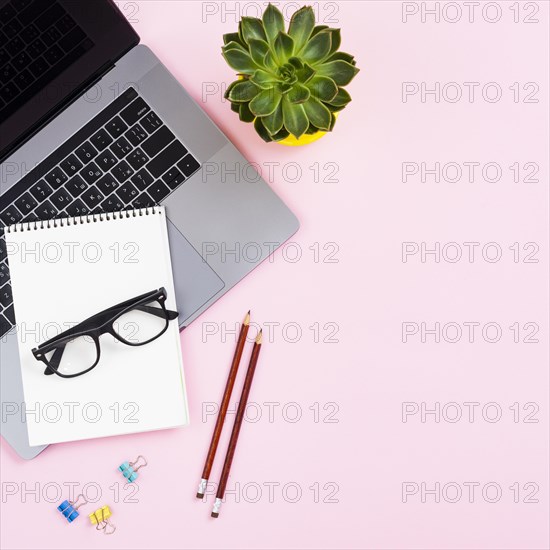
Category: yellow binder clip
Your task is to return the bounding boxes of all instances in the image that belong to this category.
[89,505,116,535]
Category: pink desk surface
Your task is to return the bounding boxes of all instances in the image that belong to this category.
[1,1,548,549]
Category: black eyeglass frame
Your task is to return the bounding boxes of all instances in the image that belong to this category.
[32,288,179,378]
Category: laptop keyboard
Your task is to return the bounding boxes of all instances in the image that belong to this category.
[0,86,201,337]
[0,0,94,124]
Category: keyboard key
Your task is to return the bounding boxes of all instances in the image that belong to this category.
[27,38,45,59]
[96,150,118,170]
[0,284,12,308]
[23,211,39,223]
[125,123,147,146]
[0,206,23,226]
[0,48,9,66]
[59,25,86,53]
[116,182,138,204]
[0,314,10,337]
[110,136,132,159]
[14,69,33,89]
[140,111,162,133]
[112,161,134,183]
[11,51,30,71]
[56,14,76,34]
[45,167,68,189]
[133,192,155,209]
[75,141,98,164]
[20,23,39,44]
[0,262,10,285]
[177,154,201,178]
[3,19,23,39]
[131,168,153,191]
[162,167,186,190]
[80,162,102,184]
[29,56,49,77]
[147,141,188,178]
[36,3,65,32]
[0,4,16,21]
[105,116,128,138]
[96,174,119,196]
[141,126,174,157]
[66,174,88,197]
[6,36,25,56]
[65,199,89,217]
[15,193,38,214]
[4,304,15,324]
[81,187,104,209]
[19,0,49,25]
[0,237,6,262]
[30,180,53,202]
[44,44,63,65]
[127,148,148,170]
[101,194,124,212]
[51,188,73,209]
[148,181,170,203]
[120,97,150,125]
[60,154,83,176]
[90,128,113,151]
[34,200,58,219]
[0,82,18,103]
[0,62,16,84]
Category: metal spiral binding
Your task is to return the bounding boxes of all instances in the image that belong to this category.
[4,206,162,234]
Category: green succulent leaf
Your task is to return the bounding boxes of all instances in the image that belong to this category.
[240,17,268,44]
[303,97,331,130]
[306,75,338,102]
[297,62,316,83]
[327,51,356,65]
[249,88,282,116]
[227,80,261,102]
[327,29,341,57]
[223,40,248,53]
[262,102,284,134]
[248,39,271,67]
[239,102,255,122]
[287,83,310,104]
[274,32,294,64]
[288,6,315,52]
[327,87,352,107]
[254,117,274,142]
[329,112,337,131]
[263,50,279,72]
[222,48,258,74]
[310,25,329,38]
[262,3,285,44]
[306,123,320,135]
[301,30,332,63]
[223,32,244,46]
[230,101,240,114]
[288,57,304,70]
[317,60,359,86]
[251,69,281,89]
[272,128,290,141]
[282,97,309,138]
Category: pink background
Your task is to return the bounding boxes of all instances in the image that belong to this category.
[1,1,548,548]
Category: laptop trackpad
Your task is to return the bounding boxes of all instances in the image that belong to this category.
[166,218,224,326]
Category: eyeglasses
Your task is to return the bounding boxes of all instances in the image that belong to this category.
[32,288,179,379]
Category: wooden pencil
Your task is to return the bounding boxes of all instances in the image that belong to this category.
[211,330,263,518]
[196,311,250,498]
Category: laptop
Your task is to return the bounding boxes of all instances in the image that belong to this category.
[0,0,299,459]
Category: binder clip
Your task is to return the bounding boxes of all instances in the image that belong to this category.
[118,455,147,483]
[89,505,116,535]
[57,494,87,523]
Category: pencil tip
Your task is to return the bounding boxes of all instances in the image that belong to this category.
[196,493,204,499]
[211,512,219,518]
[256,330,263,344]
[244,311,251,325]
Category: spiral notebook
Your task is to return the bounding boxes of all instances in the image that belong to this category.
[4,206,189,446]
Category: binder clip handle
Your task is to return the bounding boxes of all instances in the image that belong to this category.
[130,455,148,472]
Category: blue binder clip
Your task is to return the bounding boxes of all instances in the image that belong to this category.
[118,455,147,483]
[57,494,88,523]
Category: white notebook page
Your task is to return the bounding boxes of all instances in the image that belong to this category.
[5,206,189,446]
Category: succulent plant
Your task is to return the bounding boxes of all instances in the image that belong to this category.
[222,4,359,143]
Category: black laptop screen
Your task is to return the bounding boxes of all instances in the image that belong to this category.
[0,0,139,162]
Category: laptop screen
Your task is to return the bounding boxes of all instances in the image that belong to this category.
[0,0,139,163]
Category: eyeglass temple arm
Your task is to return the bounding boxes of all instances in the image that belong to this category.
[136,304,179,321]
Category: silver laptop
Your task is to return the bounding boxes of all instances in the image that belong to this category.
[0,0,298,459]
